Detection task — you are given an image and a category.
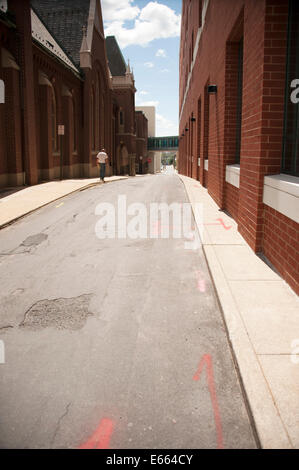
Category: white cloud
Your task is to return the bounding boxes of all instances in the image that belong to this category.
[156,113,178,136]
[136,100,159,108]
[160,68,169,73]
[101,0,140,22]
[144,62,154,68]
[102,1,181,48]
[138,90,149,96]
[156,48,166,57]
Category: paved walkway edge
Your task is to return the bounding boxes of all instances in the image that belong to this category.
[0,176,128,230]
[179,174,292,449]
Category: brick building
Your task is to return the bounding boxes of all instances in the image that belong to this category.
[179,0,299,294]
[135,110,148,174]
[0,0,146,187]
[106,36,138,176]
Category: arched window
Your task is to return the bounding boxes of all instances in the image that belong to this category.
[51,87,58,152]
[119,109,124,126]
[100,92,104,146]
[71,96,77,152]
[91,88,96,150]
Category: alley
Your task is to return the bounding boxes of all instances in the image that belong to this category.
[0,174,256,449]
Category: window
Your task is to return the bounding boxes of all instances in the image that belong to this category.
[72,97,77,152]
[197,98,201,162]
[198,0,202,28]
[282,0,299,176]
[120,109,124,126]
[100,93,104,146]
[191,30,194,61]
[51,87,57,152]
[91,88,96,150]
[203,84,210,160]
[235,38,243,164]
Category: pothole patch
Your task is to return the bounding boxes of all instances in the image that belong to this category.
[21,233,48,247]
[20,294,93,330]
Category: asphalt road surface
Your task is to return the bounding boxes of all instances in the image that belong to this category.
[0,174,257,449]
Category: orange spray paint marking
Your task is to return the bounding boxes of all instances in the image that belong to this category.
[79,418,115,449]
[193,354,224,449]
[216,218,232,231]
[203,219,232,230]
[197,279,206,292]
[196,271,206,293]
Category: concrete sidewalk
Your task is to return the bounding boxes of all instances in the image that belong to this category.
[179,174,299,449]
[0,176,128,229]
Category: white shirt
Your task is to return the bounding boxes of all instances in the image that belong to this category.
[97,151,108,164]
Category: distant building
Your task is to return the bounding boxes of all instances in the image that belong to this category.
[106,36,137,176]
[0,0,146,187]
[179,0,299,295]
[135,106,156,137]
[135,105,161,174]
[135,110,148,174]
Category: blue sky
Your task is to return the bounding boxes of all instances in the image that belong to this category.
[101,0,182,137]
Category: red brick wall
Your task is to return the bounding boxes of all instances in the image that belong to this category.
[203,169,208,188]
[135,112,148,153]
[224,182,239,221]
[0,21,23,181]
[114,87,136,174]
[11,0,39,185]
[263,205,299,295]
[33,46,84,179]
[135,110,148,173]
[238,0,288,252]
[1,0,142,185]
[179,0,298,294]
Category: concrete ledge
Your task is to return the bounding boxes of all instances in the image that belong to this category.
[226,164,240,188]
[263,174,299,223]
[264,173,299,197]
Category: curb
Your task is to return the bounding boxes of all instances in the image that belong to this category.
[0,177,128,231]
[178,174,293,449]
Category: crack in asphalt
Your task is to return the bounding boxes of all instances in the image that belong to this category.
[0,325,14,331]
[51,402,72,448]
[0,250,31,256]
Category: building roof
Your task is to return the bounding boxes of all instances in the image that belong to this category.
[0,0,80,74]
[31,9,80,74]
[31,0,90,67]
[105,36,127,77]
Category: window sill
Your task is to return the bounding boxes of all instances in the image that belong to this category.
[225,164,240,189]
[263,173,299,223]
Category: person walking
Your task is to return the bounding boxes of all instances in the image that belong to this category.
[96,148,108,182]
